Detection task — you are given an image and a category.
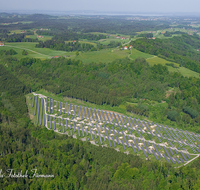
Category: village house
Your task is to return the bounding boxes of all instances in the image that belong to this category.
[124,46,128,50]
[0,42,4,46]
[129,45,133,49]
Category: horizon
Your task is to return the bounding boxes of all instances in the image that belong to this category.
[1,0,200,15]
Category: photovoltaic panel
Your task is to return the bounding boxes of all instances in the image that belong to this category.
[131,143,137,153]
[76,105,79,117]
[180,157,184,163]
[168,156,175,164]
[40,98,43,125]
[174,157,180,164]
[152,144,162,158]
[107,136,112,147]
[111,137,116,147]
[151,150,159,160]
[80,106,84,119]
[73,121,76,132]
[94,131,97,139]
[60,102,62,115]
[78,126,80,137]
[168,147,174,155]
[141,147,148,157]
[34,96,38,116]
[66,119,68,130]
[43,114,46,127]
[180,152,187,161]
[46,97,48,112]
[85,127,88,136]
[94,108,99,122]
[32,96,35,107]
[121,139,126,150]
[50,116,52,129]
[89,126,93,140]
[90,107,95,121]
[62,123,65,133]
[132,137,140,151]
[49,98,51,114]
[87,107,91,121]
[36,98,40,125]
[97,109,103,122]
[186,154,190,159]
[102,134,106,141]
[142,140,151,155]
[162,153,170,163]
[105,111,111,124]
[101,110,107,123]
[81,123,84,137]
[52,99,54,114]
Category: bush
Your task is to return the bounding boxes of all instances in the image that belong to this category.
[167,110,179,121]
[183,106,199,118]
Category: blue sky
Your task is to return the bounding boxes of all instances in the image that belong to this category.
[1,0,200,13]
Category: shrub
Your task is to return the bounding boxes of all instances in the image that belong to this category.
[183,107,199,118]
[167,110,179,121]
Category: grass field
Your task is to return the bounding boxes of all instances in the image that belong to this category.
[74,48,130,63]
[129,48,154,60]
[65,40,97,47]
[26,35,53,42]
[147,56,200,78]
[1,42,74,59]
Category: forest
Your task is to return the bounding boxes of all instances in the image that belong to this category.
[35,40,96,52]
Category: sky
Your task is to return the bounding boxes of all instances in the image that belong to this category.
[1,0,200,14]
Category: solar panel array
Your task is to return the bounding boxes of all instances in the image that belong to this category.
[30,94,200,166]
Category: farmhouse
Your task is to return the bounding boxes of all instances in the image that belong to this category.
[129,45,133,49]
[0,42,4,46]
[124,46,128,50]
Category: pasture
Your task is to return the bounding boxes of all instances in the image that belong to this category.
[1,42,74,59]
[74,48,130,63]
[26,34,53,42]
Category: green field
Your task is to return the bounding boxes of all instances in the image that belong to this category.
[1,42,74,59]
[147,56,200,78]
[129,48,154,60]
[73,48,130,63]
[26,34,53,42]
[65,40,97,47]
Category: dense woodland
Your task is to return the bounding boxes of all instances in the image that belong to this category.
[0,32,38,42]
[35,40,96,52]
[1,64,200,189]
[130,34,200,73]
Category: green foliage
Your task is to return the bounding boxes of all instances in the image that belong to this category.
[183,106,199,118]
[167,110,179,121]
[131,34,200,73]
[22,50,28,55]
[20,57,37,67]
[0,49,17,55]
[114,163,139,180]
